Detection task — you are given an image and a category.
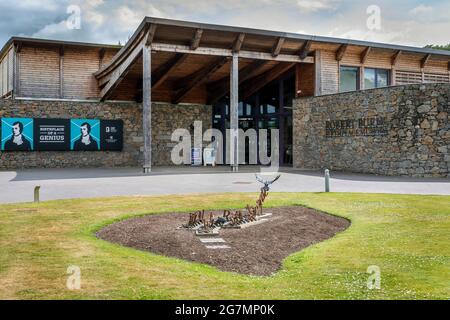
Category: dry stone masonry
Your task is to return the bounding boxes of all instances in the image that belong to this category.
[293,83,450,177]
[0,99,211,169]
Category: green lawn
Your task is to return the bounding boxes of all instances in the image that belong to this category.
[0,193,449,300]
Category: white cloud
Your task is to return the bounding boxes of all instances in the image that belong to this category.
[15,0,58,11]
[296,0,337,12]
[85,0,104,8]
[30,20,68,38]
[409,4,433,16]
[332,28,405,45]
[115,5,144,29]
[2,0,450,48]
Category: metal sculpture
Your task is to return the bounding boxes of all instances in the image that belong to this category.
[182,174,281,232]
[255,174,281,193]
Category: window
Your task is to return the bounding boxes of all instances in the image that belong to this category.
[364,68,390,89]
[340,66,360,92]
[282,74,295,112]
[238,101,253,117]
[259,82,279,114]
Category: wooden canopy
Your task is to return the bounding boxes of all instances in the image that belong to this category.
[93,17,450,104]
[89,16,450,173]
[94,17,316,104]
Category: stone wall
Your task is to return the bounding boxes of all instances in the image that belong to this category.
[0,99,211,169]
[293,83,450,177]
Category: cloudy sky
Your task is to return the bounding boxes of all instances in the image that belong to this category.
[0,0,449,48]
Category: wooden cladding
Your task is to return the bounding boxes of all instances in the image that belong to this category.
[16,44,119,99]
[63,47,106,99]
[19,46,60,98]
[0,46,14,97]
[391,70,449,86]
[4,38,450,103]
[423,72,450,83]
[295,63,314,97]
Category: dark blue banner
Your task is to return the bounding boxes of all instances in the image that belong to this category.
[0,117,123,151]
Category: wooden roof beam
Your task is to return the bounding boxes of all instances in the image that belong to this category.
[336,44,348,61]
[391,50,402,66]
[173,57,230,104]
[95,26,149,79]
[272,37,285,57]
[421,53,431,69]
[14,42,23,53]
[99,40,144,100]
[99,48,105,60]
[208,60,270,104]
[152,53,188,90]
[360,46,371,64]
[299,40,312,59]
[242,62,295,100]
[190,29,203,50]
[232,33,245,52]
[150,43,314,63]
[145,24,157,46]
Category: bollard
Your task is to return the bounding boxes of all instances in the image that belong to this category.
[325,169,330,193]
[34,186,41,203]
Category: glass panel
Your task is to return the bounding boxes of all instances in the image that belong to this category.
[260,82,279,114]
[267,105,276,114]
[238,102,244,117]
[340,66,359,92]
[239,119,253,130]
[267,117,278,128]
[283,116,293,165]
[258,120,264,129]
[364,68,376,89]
[377,69,389,87]
[213,104,221,116]
[283,74,295,113]
[258,117,279,159]
[246,103,252,116]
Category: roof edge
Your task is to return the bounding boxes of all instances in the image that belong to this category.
[144,16,450,57]
[2,16,450,62]
[0,36,123,61]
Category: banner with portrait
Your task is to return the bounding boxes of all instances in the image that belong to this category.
[0,117,123,152]
[70,119,101,151]
[1,118,34,151]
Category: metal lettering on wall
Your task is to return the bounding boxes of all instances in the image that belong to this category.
[0,117,123,152]
[325,117,388,137]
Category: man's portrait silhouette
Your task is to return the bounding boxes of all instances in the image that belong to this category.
[73,122,99,151]
[4,121,32,151]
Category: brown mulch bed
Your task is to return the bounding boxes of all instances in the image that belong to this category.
[97,206,350,276]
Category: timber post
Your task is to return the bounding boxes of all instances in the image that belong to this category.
[230,52,239,172]
[142,44,152,174]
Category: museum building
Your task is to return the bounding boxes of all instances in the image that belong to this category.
[0,17,449,177]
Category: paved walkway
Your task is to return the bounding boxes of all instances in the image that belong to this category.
[0,166,449,204]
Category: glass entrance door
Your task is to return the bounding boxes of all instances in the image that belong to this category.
[258,117,279,160]
[212,71,295,167]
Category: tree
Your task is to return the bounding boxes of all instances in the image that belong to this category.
[424,44,450,51]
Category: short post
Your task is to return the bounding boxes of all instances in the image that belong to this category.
[34,186,41,203]
[325,169,330,193]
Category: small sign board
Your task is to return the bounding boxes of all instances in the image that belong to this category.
[203,148,216,166]
[191,148,202,166]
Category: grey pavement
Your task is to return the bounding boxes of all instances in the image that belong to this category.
[0,166,449,204]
